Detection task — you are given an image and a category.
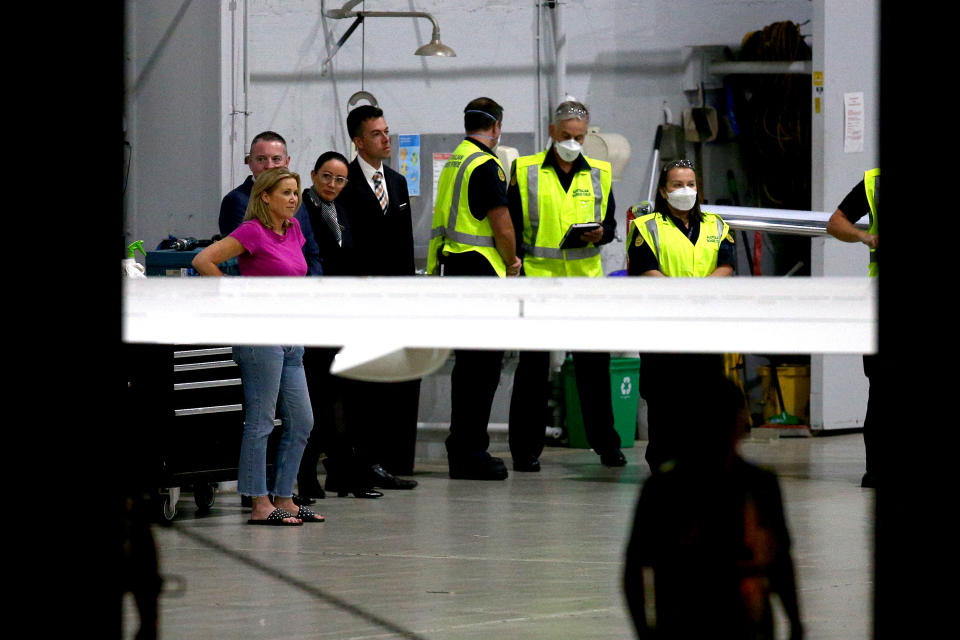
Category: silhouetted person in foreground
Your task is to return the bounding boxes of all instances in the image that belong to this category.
[624,376,803,639]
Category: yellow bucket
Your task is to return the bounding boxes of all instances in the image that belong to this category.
[757,365,810,423]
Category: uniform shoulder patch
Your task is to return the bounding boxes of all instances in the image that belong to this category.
[633,231,645,247]
[724,230,735,243]
[498,166,506,183]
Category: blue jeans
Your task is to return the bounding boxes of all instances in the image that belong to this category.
[233,345,313,498]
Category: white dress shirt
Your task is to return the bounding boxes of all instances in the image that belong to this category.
[356,154,388,210]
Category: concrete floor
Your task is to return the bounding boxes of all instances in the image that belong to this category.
[124,431,874,639]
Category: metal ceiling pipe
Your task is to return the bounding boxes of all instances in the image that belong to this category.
[322,0,455,63]
[548,0,567,110]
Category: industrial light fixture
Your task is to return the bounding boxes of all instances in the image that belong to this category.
[413,26,457,57]
[322,0,455,68]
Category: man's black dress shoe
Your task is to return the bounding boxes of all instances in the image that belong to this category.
[449,455,509,480]
[324,476,384,499]
[599,448,628,467]
[513,456,541,472]
[369,464,418,490]
[338,487,384,499]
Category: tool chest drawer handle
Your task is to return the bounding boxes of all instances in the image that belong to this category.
[174,360,238,372]
[174,379,242,391]
[175,404,242,416]
[174,347,233,358]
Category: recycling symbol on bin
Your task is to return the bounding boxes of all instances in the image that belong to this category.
[620,376,632,396]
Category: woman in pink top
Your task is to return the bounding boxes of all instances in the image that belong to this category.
[193,167,323,526]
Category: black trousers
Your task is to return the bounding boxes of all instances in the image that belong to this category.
[863,353,879,478]
[302,348,421,480]
[343,378,421,476]
[441,250,505,461]
[445,349,505,458]
[509,350,621,459]
[300,347,357,486]
[640,353,725,472]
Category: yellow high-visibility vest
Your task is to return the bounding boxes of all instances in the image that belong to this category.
[629,211,730,277]
[427,138,506,277]
[515,150,611,277]
[864,168,879,277]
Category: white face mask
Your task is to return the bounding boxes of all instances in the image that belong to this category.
[666,186,697,211]
[473,132,500,151]
[554,139,582,163]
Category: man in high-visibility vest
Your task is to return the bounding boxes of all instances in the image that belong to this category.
[428,97,521,480]
[827,168,880,488]
[507,100,626,471]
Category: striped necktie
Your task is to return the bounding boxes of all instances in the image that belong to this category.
[372,171,388,214]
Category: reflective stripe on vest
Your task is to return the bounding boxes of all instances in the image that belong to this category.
[523,162,604,259]
[864,168,879,276]
[637,212,727,277]
[430,150,497,248]
[643,217,724,256]
[427,139,505,276]
[516,152,610,276]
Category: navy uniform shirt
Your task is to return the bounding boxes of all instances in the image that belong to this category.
[837,179,870,223]
[464,138,510,220]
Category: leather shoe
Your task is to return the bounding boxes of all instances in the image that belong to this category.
[513,456,541,472]
[339,487,384,499]
[369,464,418,490]
[599,449,628,467]
[449,454,509,480]
[325,476,384,499]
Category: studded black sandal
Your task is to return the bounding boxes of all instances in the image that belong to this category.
[247,508,303,526]
[295,506,325,523]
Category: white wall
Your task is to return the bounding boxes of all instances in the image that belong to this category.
[810,0,879,430]
[126,0,813,252]
[124,0,222,249]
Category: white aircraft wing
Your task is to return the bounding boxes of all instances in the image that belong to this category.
[123,276,875,381]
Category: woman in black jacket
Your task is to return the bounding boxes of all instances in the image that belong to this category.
[297,151,382,499]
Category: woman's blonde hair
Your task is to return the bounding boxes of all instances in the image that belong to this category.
[244,166,302,229]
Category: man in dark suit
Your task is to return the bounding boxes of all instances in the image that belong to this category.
[296,150,383,500]
[336,105,420,490]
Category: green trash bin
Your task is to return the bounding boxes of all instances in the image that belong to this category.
[562,356,641,449]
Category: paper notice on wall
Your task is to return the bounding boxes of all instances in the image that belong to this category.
[397,135,421,196]
[843,92,864,153]
[432,153,452,209]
